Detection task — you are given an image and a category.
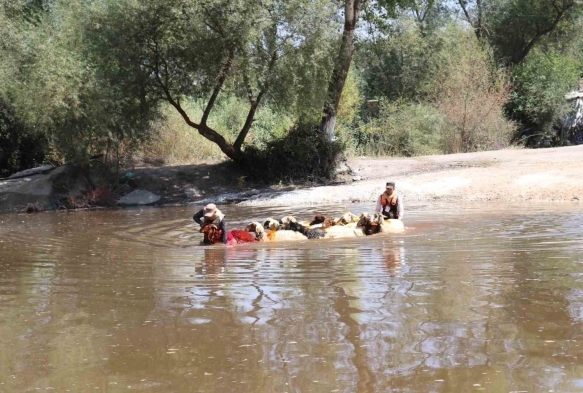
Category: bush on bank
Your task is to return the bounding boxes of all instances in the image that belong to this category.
[242,122,344,184]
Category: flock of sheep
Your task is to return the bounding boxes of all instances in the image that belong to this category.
[201,212,405,245]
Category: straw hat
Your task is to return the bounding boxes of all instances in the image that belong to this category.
[203,203,218,218]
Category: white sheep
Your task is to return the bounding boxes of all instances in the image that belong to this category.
[338,211,360,225]
[280,215,311,229]
[323,224,365,239]
[279,215,297,229]
[377,214,405,234]
[263,217,280,231]
[245,222,308,242]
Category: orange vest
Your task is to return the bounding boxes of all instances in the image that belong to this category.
[380,192,399,207]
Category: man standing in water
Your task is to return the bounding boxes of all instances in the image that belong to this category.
[193,203,228,244]
[376,181,404,220]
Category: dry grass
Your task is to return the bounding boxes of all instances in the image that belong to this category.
[140,104,228,166]
[138,97,293,167]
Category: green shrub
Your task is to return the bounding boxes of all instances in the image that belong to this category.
[351,24,516,156]
[339,101,444,157]
[511,48,580,144]
[0,101,48,177]
[242,122,344,183]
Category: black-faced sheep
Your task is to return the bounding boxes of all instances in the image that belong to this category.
[288,220,326,239]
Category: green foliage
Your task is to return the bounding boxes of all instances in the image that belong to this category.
[340,101,445,157]
[243,122,344,183]
[0,101,47,177]
[432,25,515,152]
[1,0,582,181]
[512,48,580,140]
[337,66,365,127]
[487,0,581,65]
[353,23,515,155]
[357,20,442,102]
[0,1,28,102]
[0,0,159,171]
[0,0,51,175]
[89,0,336,141]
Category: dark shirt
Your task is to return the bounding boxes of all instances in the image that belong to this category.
[193,209,227,244]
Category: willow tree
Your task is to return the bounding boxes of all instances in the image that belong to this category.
[0,0,56,174]
[456,0,581,65]
[90,0,336,162]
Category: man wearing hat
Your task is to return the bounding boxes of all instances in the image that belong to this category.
[193,203,228,244]
[375,181,404,220]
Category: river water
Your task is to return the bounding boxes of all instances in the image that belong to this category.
[1,202,583,392]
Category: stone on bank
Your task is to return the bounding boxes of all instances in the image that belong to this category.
[117,189,161,206]
[0,165,86,213]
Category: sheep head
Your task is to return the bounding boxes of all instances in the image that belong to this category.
[200,224,222,244]
[280,215,298,229]
[322,217,337,229]
[245,221,265,234]
[356,213,371,228]
[340,212,360,224]
[309,214,326,226]
[365,213,384,235]
[372,213,385,224]
[287,220,303,232]
[263,218,280,231]
[244,222,265,241]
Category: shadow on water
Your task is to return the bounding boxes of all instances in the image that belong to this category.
[1,202,583,392]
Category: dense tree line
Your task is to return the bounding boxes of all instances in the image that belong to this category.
[1,0,581,180]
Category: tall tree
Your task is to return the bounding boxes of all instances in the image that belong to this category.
[456,0,580,65]
[0,0,48,174]
[91,0,336,162]
[320,0,362,140]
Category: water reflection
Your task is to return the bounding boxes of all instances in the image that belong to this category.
[1,202,583,392]
[197,247,229,275]
[382,243,406,277]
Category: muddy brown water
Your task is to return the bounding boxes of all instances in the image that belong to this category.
[1,202,583,392]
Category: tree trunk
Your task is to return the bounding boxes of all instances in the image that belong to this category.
[320,0,361,141]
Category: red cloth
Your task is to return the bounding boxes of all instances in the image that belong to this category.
[226,231,237,245]
[227,230,256,244]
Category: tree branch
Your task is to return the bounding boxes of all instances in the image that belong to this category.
[510,2,573,64]
[320,0,361,138]
[458,0,474,27]
[242,73,255,105]
[476,0,483,39]
[203,20,225,37]
[412,4,423,25]
[201,44,236,126]
[153,66,200,131]
[233,50,278,151]
[145,39,238,159]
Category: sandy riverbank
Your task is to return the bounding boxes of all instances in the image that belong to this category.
[2,145,582,213]
[231,145,583,206]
